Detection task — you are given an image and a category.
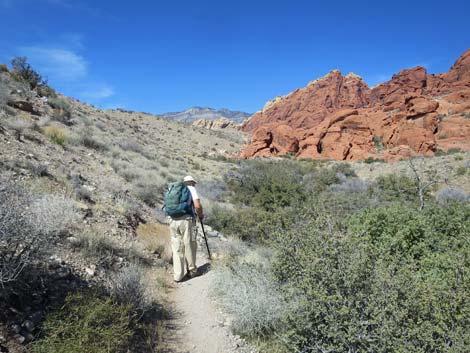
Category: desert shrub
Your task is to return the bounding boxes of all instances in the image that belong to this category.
[436,186,469,204]
[95,120,106,131]
[197,179,228,202]
[271,204,470,353]
[311,190,378,219]
[436,148,462,156]
[112,162,141,182]
[108,263,151,314]
[0,182,42,285]
[328,178,371,193]
[24,160,50,177]
[5,118,31,139]
[42,125,69,146]
[208,205,294,242]
[372,173,418,203]
[0,80,10,108]
[133,176,165,207]
[75,230,121,265]
[373,134,384,149]
[456,166,467,175]
[364,156,385,163]
[0,183,77,286]
[331,162,356,177]
[49,97,73,125]
[29,194,79,237]
[10,56,47,89]
[80,134,109,152]
[118,139,143,153]
[48,96,70,111]
[301,165,347,194]
[30,290,135,353]
[227,160,305,211]
[75,186,94,203]
[213,262,289,337]
[0,64,8,72]
[36,84,56,97]
[76,229,149,266]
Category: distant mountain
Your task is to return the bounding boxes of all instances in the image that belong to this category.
[160,107,251,124]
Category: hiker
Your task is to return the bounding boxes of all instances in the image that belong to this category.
[165,175,204,282]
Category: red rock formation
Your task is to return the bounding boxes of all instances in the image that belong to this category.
[240,49,470,160]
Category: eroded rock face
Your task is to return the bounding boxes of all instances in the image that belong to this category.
[193,118,236,130]
[241,49,470,160]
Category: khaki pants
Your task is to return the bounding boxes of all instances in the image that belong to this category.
[169,217,197,281]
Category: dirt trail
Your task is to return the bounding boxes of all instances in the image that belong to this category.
[159,246,256,353]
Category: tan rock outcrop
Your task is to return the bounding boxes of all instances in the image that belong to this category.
[193,117,236,130]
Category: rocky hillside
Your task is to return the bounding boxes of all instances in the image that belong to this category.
[161,106,251,124]
[241,49,470,160]
[0,63,246,352]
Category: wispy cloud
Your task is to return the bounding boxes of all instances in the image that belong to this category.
[19,46,88,81]
[16,36,116,103]
[79,84,115,100]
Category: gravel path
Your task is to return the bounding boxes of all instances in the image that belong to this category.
[159,245,256,353]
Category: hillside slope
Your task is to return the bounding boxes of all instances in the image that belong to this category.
[160,106,251,124]
[0,65,247,352]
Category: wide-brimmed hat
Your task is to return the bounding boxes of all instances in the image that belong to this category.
[183,175,197,184]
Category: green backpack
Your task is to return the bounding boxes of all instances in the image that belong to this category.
[163,182,193,217]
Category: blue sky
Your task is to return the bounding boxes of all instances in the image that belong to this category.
[0,0,469,113]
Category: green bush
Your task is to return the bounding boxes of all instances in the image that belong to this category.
[271,204,470,353]
[30,291,135,353]
[208,205,295,242]
[364,156,385,163]
[10,56,47,89]
[227,160,306,211]
[49,97,73,125]
[372,173,418,203]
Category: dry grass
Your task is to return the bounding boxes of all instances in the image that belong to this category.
[136,222,172,262]
[42,125,69,146]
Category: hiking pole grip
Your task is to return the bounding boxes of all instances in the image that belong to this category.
[198,217,212,260]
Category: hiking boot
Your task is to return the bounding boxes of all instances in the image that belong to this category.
[188,269,202,278]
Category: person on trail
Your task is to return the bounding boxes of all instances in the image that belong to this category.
[167,175,204,282]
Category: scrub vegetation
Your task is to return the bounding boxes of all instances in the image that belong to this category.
[210,159,470,353]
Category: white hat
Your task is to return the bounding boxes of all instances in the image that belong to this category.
[183,175,197,183]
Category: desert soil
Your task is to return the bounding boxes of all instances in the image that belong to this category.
[158,246,256,353]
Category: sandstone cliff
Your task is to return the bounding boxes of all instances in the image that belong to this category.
[241,50,470,160]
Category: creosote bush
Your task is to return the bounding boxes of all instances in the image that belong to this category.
[213,159,470,353]
[30,290,135,353]
[271,204,470,353]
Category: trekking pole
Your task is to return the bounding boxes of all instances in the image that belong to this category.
[198,217,212,260]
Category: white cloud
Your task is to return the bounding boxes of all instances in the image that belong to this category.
[79,84,115,100]
[19,46,88,81]
[15,40,116,103]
